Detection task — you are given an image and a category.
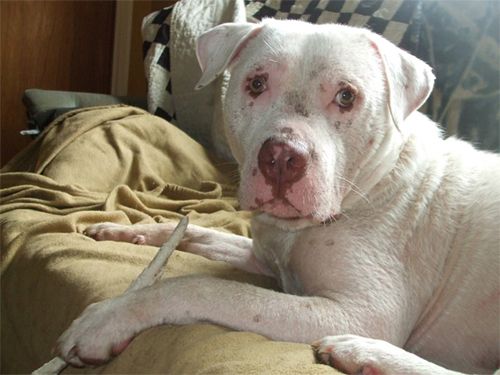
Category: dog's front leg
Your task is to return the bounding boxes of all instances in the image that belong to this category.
[85,222,273,276]
[57,274,349,367]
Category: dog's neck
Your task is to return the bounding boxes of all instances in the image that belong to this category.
[341,128,405,210]
[342,111,441,212]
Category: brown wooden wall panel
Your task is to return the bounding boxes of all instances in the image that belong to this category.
[1,0,116,166]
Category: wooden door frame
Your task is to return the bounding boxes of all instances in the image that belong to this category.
[111,0,133,96]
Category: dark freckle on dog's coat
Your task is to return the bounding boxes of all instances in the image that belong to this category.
[324,240,335,247]
[284,91,309,117]
[253,314,262,322]
[302,302,312,310]
[252,168,258,176]
[249,101,254,107]
[278,129,304,144]
[334,121,341,130]
[310,149,319,161]
[309,63,327,80]
[295,103,309,117]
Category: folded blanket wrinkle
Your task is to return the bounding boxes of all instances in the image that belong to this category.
[32,216,190,375]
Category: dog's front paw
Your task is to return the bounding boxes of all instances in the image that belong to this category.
[56,298,136,367]
[313,335,406,375]
[84,222,146,244]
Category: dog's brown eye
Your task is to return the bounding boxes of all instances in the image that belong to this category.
[251,78,265,92]
[247,74,268,97]
[335,89,356,108]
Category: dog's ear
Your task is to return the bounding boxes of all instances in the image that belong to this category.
[369,33,435,127]
[195,23,261,90]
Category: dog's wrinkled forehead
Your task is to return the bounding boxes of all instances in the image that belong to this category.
[196,18,434,126]
[240,21,374,76]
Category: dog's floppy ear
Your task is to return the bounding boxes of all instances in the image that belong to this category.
[369,33,435,127]
[195,22,261,90]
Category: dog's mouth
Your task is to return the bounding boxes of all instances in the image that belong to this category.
[255,198,303,219]
[249,198,341,232]
[251,198,340,224]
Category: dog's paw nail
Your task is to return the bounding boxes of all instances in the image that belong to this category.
[133,235,146,245]
[64,346,84,368]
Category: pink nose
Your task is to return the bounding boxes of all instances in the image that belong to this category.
[257,139,308,198]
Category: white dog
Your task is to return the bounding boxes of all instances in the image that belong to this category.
[57,20,500,374]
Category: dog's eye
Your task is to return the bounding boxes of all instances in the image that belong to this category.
[247,74,268,97]
[335,89,356,108]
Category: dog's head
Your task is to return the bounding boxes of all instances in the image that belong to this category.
[196,19,434,225]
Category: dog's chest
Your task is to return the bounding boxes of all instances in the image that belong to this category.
[251,220,305,295]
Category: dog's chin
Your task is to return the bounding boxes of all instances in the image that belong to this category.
[255,211,324,231]
[249,199,337,231]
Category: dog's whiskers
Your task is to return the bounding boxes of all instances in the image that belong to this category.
[336,175,371,205]
[339,210,351,221]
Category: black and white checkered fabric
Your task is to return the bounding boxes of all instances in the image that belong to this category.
[142,0,422,130]
[142,6,176,123]
[246,0,421,51]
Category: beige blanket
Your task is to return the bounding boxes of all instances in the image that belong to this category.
[1,106,338,374]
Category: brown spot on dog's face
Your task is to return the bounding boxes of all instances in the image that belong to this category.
[253,314,262,323]
[276,128,304,145]
[310,149,319,162]
[324,240,335,247]
[294,103,309,117]
[284,90,309,117]
[334,120,353,130]
[309,62,328,80]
